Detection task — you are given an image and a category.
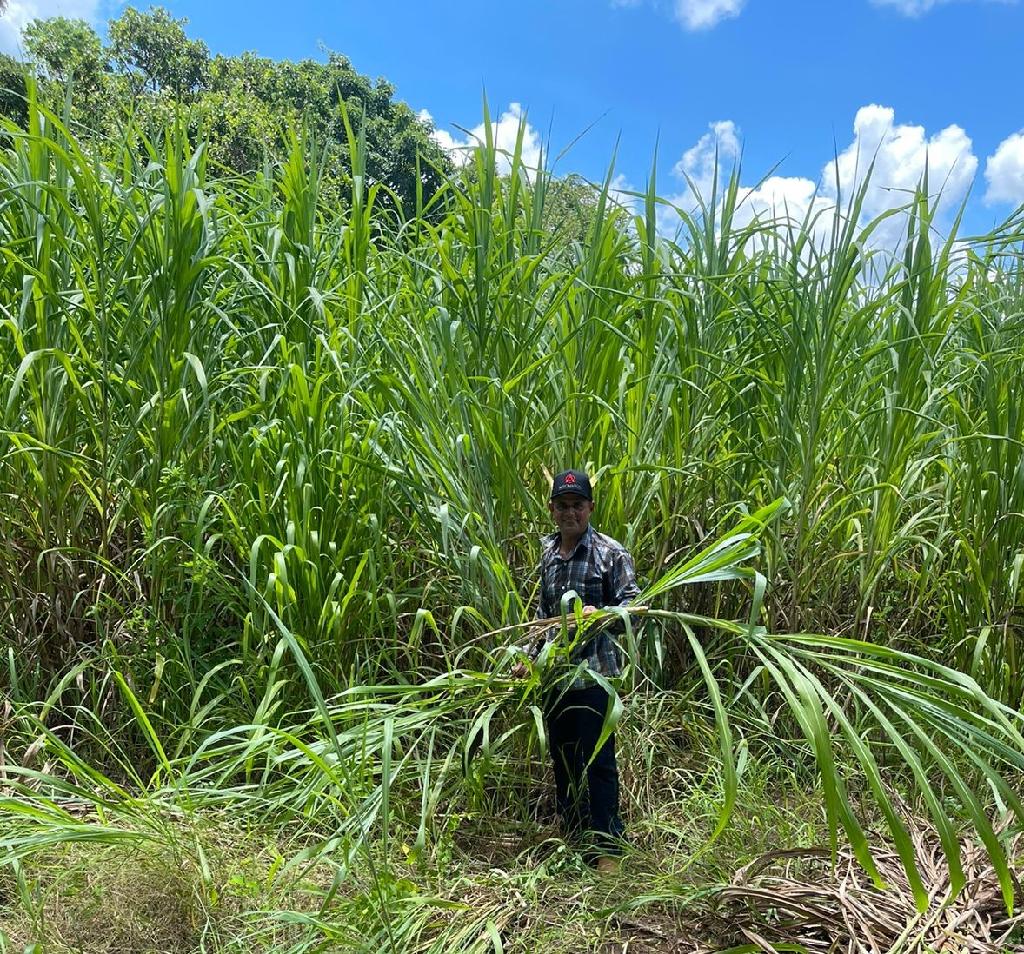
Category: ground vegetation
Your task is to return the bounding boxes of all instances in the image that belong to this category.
[0,75,1023,951]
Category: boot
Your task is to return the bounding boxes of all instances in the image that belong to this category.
[595,855,620,875]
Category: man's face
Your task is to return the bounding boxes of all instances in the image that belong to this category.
[548,493,595,537]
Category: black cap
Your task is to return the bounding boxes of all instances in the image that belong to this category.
[550,469,593,500]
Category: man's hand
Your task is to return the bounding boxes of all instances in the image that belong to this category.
[570,605,598,630]
[507,607,598,678]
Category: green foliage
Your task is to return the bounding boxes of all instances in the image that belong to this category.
[4,6,451,209]
[108,6,209,97]
[540,172,604,245]
[0,54,27,129]
[22,17,105,88]
[1,91,1023,945]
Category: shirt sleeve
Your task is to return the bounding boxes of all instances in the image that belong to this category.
[607,548,641,607]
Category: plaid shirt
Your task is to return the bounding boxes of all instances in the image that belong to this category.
[528,525,640,689]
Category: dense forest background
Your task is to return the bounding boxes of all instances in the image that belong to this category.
[0,6,601,241]
[1,6,452,210]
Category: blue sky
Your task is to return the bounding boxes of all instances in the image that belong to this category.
[3,0,1022,237]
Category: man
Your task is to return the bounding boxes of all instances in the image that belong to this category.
[513,469,640,873]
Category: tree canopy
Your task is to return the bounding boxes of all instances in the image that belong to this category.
[8,6,451,212]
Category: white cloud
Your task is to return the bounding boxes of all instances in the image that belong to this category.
[820,104,977,246]
[417,109,464,162]
[660,105,978,249]
[627,0,1009,31]
[873,0,951,12]
[871,0,1016,14]
[735,175,821,227]
[673,119,741,193]
[984,131,1024,206]
[613,0,745,30]
[0,0,102,55]
[609,172,641,215]
[418,103,543,175]
[657,120,740,233]
[673,0,745,29]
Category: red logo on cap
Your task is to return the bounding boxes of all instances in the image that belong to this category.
[564,474,577,484]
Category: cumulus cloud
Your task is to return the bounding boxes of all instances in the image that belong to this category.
[672,0,745,29]
[0,0,102,55]
[984,131,1024,206]
[734,175,821,229]
[662,105,978,249]
[417,109,464,160]
[609,172,641,215]
[673,119,741,193]
[628,0,1009,31]
[418,103,543,175]
[657,120,741,232]
[822,104,977,239]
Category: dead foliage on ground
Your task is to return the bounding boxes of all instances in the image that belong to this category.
[696,820,1024,953]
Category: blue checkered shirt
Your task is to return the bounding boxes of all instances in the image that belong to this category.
[527,525,640,689]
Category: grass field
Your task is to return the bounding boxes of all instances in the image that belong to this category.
[2,90,1023,951]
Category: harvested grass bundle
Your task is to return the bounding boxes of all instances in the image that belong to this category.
[709,821,1024,952]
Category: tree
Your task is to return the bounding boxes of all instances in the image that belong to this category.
[108,6,209,97]
[21,19,110,130]
[1,5,452,213]
[198,48,451,209]
[542,173,605,246]
[22,18,105,88]
[194,87,277,174]
[0,53,27,129]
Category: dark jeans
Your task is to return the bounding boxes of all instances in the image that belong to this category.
[543,683,625,856]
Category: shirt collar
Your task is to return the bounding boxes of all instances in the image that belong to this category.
[547,523,595,559]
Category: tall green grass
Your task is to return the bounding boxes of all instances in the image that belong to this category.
[2,87,1024,948]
